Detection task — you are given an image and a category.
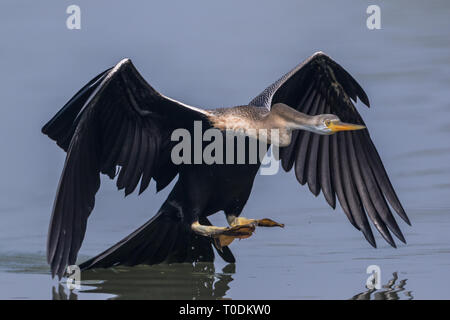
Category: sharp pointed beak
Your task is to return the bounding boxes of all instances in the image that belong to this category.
[327,121,366,133]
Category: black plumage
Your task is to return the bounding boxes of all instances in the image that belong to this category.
[43,52,409,279]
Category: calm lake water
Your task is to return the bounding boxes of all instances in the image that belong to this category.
[0,1,449,299]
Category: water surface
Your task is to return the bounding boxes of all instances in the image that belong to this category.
[0,0,449,299]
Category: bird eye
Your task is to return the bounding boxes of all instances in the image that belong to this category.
[325,119,331,126]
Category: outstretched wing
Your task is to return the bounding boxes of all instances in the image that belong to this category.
[42,59,210,278]
[250,52,410,248]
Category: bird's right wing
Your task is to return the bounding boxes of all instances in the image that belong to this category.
[42,59,210,278]
[250,52,409,248]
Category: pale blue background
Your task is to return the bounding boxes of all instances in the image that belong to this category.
[0,0,449,299]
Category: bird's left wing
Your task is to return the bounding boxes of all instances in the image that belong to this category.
[250,52,409,248]
[42,59,210,278]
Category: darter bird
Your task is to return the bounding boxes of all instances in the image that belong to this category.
[42,52,410,278]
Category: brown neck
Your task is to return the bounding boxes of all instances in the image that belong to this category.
[266,103,314,131]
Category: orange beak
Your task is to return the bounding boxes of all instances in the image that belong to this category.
[327,120,366,133]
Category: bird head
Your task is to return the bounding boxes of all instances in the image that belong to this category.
[310,114,366,135]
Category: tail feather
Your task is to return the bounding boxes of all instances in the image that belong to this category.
[79,212,235,271]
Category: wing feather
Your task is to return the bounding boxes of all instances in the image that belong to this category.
[250,52,409,247]
[42,59,209,278]
[318,104,336,208]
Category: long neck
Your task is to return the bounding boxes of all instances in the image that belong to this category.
[267,103,315,131]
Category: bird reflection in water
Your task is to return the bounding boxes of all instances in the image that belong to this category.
[52,266,413,300]
[350,272,413,300]
[52,262,234,300]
